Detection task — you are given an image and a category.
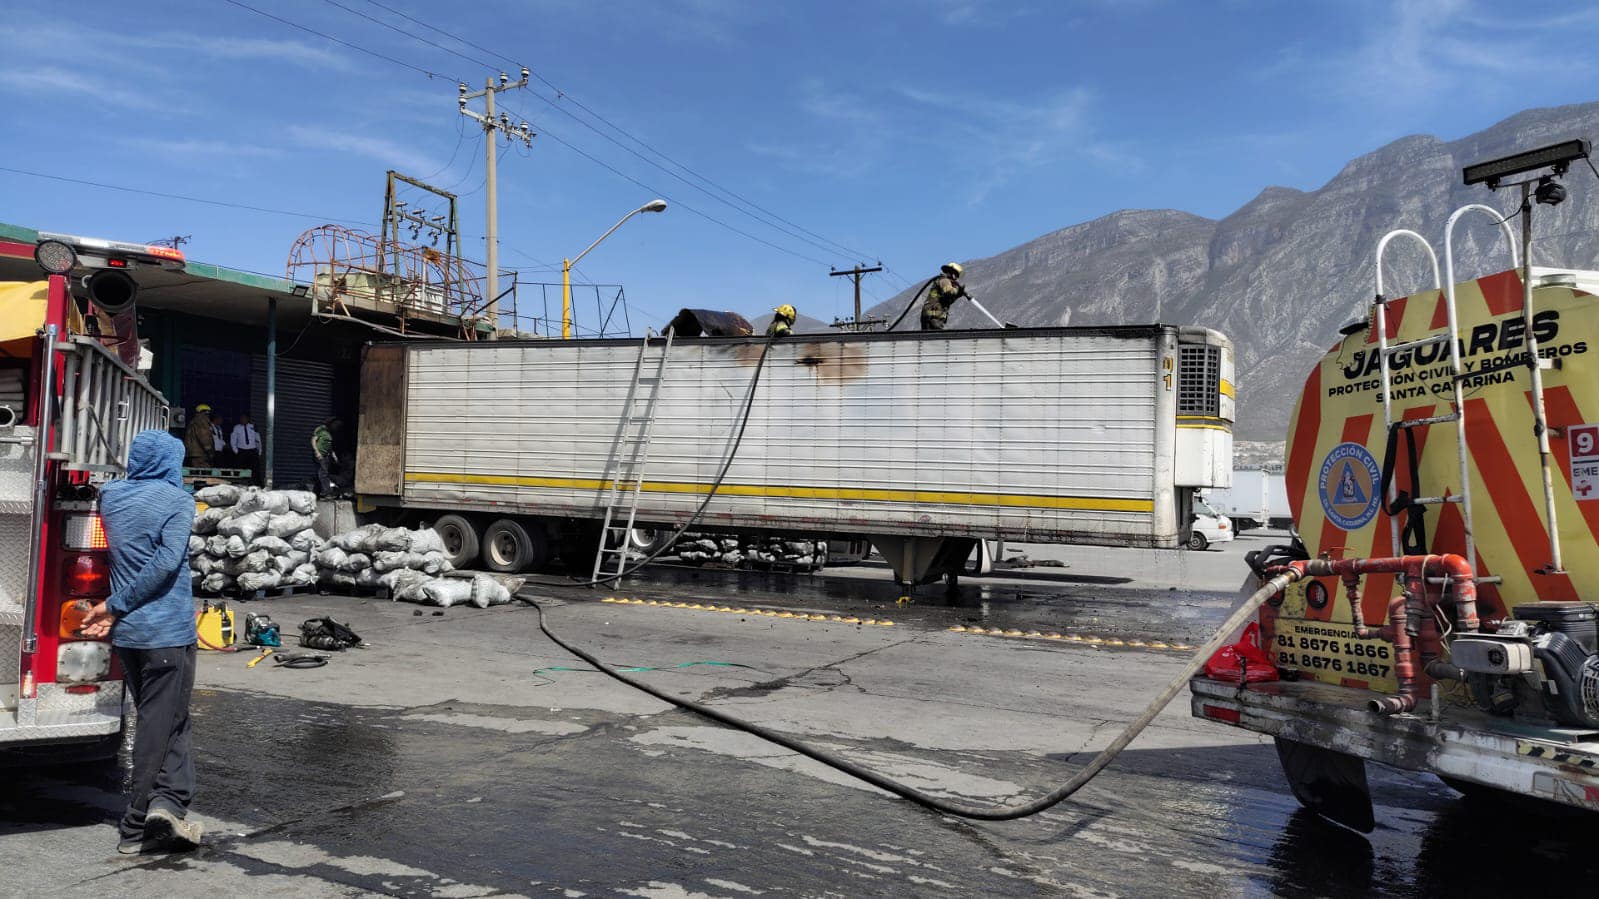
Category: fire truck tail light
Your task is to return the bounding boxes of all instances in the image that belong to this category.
[57,641,112,683]
[62,553,110,597]
[1201,704,1242,724]
[63,514,108,550]
[59,598,100,639]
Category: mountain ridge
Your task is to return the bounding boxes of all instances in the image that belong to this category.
[853,101,1599,441]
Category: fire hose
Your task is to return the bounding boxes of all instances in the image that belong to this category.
[523,566,1304,820]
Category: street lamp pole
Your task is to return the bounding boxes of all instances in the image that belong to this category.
[562,198,667,339]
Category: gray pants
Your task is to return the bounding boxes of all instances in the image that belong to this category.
[115,644,197,841]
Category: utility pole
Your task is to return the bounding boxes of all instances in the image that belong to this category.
[828,263,884,332]
[459,70,534,335]
[150,235,190,250]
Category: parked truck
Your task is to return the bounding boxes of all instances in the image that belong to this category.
[356,323,1235,586]
[1192,142,1599,823]
[2,241,178,760]
[1203,468,1286,533]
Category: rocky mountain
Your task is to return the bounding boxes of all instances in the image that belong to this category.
[861,102,1599,440]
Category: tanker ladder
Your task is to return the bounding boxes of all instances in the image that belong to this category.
[1372,211,1518,579]
[591,328,674,585]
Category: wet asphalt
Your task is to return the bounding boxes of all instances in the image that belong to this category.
[4,533,1598,897]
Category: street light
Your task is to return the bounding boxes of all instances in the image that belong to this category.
[562,199,668,339]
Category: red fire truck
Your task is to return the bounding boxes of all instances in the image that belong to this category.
[1,236,180,762]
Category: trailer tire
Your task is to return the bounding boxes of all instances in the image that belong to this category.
[483,518,549,573]
[434,514,481,568]
[1187,532,1209,551]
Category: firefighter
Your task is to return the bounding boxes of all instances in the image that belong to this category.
[312,417,340,497]
[183,404,214,469]
[921,262,969,331]
[767,304,797,338]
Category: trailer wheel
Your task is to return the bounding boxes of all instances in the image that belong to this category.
[1187,532,1209,551]
[483,519,549,573]
[434,514,480,568]
[629,528,666,555]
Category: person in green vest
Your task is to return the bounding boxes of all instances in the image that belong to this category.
[312,417,340,497]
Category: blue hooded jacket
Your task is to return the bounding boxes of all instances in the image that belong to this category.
[99,430,198,649]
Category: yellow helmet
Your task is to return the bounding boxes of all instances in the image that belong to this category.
[195,403,212,413]
[774,304,797,322]
[941,262,963,278]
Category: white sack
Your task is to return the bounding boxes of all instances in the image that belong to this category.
[218,510,271,542]
[286,563,318,587]
[421,578,473,608]
[187,536,206,556]
[283,490,318,514]
[249,535,293,556]
[200,572,233,593]
[469,574,513,608]
[313,546,348,570]
[236,570,282,592]
[224,535,249,559]
[290,530,326,554]
[194,484,241,507]
[336,552,371,573]
[406,528,446,554]
[191,507,228,535]
[265,513,314,539]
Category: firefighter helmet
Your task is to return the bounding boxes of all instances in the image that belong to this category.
[774,304,797,322]
[941,262,963,278]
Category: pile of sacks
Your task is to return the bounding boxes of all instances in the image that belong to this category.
[188,485,322,594]
[314,523,517,609]
[674,533,826,571]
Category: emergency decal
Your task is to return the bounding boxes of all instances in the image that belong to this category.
[1318,442,1381,531]
[1568,423,1599,501]
[1272,618,1399,693]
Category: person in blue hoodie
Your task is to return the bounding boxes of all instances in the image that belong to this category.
[81,429,203,854]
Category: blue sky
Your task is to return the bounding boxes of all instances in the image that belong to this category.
[2,0,1596,333]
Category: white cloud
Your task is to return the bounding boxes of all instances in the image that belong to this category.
[896,84,1120,203]
[286,125,443,175]
[118,137,281,159]
[0,65,172,112]
[1280,0,1598,114]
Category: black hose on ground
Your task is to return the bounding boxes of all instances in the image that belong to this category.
[886,278,938,332]
[523,568,1301,820]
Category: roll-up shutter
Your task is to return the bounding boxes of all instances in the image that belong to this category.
[251,355,335,488]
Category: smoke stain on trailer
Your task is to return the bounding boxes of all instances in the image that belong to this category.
[792,342,869,385]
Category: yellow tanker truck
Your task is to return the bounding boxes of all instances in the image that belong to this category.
[1190,140,1599,828]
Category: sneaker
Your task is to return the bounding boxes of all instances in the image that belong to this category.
[116,836,145,855]
[145,807,202,850]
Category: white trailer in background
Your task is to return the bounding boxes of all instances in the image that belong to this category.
[1203,468,1284,533]
[356,324,1235,586]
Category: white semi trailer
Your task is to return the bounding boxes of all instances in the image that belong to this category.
[355,324,1235,586]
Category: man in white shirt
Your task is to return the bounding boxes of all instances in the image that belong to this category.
[230,413,262,485]
[210,414,227,468]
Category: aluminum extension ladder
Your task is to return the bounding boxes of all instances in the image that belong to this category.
[591,329,674,584]
[1372,208,1518,573]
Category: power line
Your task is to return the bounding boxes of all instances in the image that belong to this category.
[521,115,830,267]
[221,0,448,79]
[349,0,873,262]
[227,1,836,269]
[0,166,378,227]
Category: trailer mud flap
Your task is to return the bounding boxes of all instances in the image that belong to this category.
[1274,736,1374,833]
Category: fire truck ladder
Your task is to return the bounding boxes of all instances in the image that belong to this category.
[1372,210,1518,575]
[591,329,674,584]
